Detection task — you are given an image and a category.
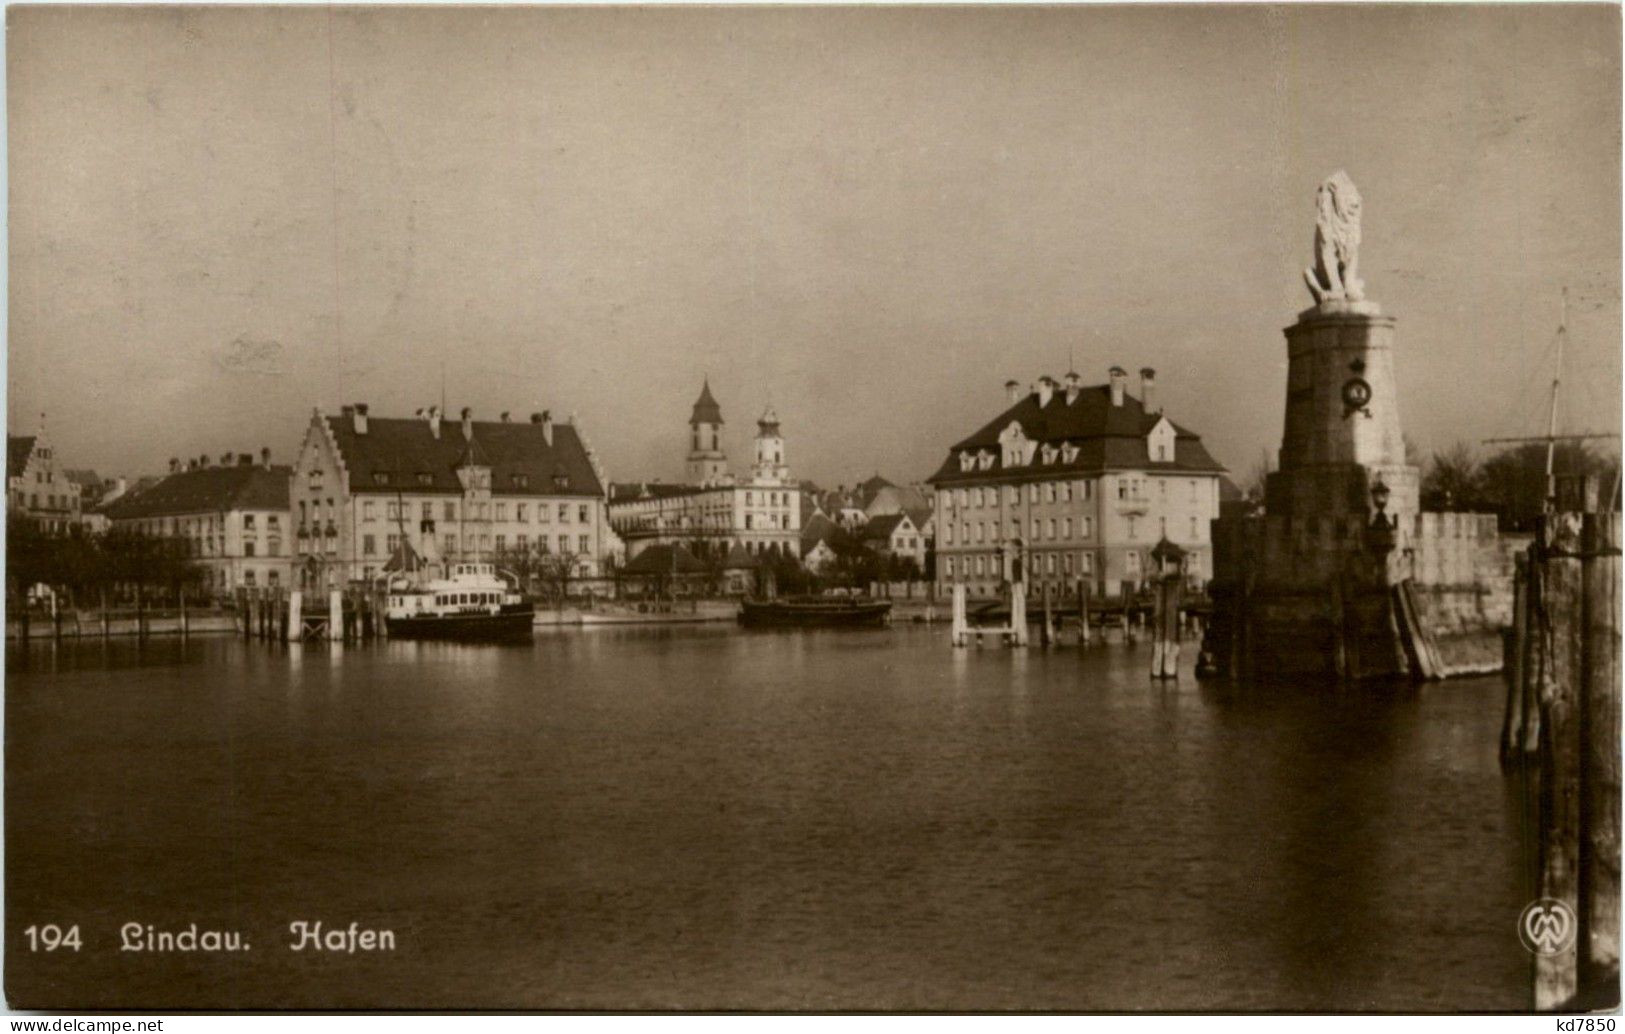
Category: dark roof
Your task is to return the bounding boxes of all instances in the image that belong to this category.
[621,543,710,576]
[800,512,840,545]
[689,380,723,426]
[856,474,895,506]
[7,436,36,479]
[102,464,292,519]
[926,383,1225,486]
[62,468,101,490]
[609,481,703,502]
[325,415,603,498]
[861,513,911,542]
[720,542,758,569]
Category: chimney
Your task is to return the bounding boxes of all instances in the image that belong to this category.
[461,407,473,441]
[260,447,271,469]
[341,405,354,419]
[500,411,511,423]
[354,402,369,435]
[1005,379,1021,405]
[198,453,208,468]
[540,410,553,447]
[187,459,198,471]
[219,451,232,467]
[238,453,253,467]
[1139,368,1159,414]
[1109,366,1127,407]
[1036,376,1055,408]
[168,457,179,474]
[1064,371,1081,405]
[427,406,441,440]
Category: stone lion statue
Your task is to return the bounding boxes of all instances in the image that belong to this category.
[1303,171,1365,304]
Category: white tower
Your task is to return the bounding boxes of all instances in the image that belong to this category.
[753,407,789,484]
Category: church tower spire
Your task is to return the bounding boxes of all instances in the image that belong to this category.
[686,378,729,486]
[753,406,789,484]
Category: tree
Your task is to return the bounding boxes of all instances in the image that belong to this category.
[1421,441,1487,511]
[1478,441,1618,532]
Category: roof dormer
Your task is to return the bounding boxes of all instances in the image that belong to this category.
[998,422,1037,468]
[1147,416,1177,464]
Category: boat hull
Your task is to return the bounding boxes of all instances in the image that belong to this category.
[385,608,535,641]
[738,599,892,628]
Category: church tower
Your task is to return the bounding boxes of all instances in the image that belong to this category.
[686,379,729,486]
[753,406,789,484]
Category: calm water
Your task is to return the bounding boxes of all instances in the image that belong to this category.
[6,626,1532,1011]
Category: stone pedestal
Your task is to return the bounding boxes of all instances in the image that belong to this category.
[1265,301,1419,520]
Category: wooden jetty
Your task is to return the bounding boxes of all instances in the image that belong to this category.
[236,586,387,643]
[1502,507,1620,1011]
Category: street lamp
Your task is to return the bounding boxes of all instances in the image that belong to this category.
[1365,478,1396,554]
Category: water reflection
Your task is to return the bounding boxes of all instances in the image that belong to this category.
[5,627,1526,1010]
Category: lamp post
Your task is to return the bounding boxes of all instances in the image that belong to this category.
[1365,478,1396,554]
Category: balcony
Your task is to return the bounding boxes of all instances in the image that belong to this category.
[1115,495,1150,516]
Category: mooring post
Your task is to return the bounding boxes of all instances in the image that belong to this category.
[1078,579,1091,646]
[287,590,303,643]
[100,588,109,639]
[328,589,342,642]
[950,583,968,647]
[1535,512,1586,1011]
[1580,512,1621,1000]
[1502,553,1531,765]
[1041,582,1053,647]
[179,588,189,638]
[1010,581,1028,647]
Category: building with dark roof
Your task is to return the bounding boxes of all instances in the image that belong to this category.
[291,404,614,591]
[102,452,292,592]
[608,381,802,564]
[927,367,1227,598]
[859,511,928,572]
[7,426,82,534]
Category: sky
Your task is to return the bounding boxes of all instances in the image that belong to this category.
[8,4,1621,489]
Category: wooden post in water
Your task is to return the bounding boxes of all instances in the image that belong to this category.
[100,588,110,639]
[328,589,342,642]
[1078,579,1091,646]
[179,588,189,638]
[1009,581,1028,647]
[1526,510,1622,1011]
[135,583,145,641]
[1040,582,1054,647]
[1581,513,1621,1002]
[287,590,302,643]
[950,583,968,647]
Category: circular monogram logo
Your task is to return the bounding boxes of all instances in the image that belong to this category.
[1519,898,1577,956]
[1341,377,1373,409]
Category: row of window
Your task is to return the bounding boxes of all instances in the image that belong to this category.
[361,500,592,525]
[363,532,592,557]
[947,516,1096,546]
[943,477,1208,510]
[942,552,1100,579]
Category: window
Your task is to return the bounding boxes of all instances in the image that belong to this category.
[244,541,256,557]
[1048,518,1057,540]
[558,504,569,523]
[539,506,551,524]
[1082,517,1094,539]
[1062,482,1073,503]
[1191,516,1200,539]
[387,502,401,520]
[417,473,433,486]
[517,534,528,551]
[269,571,280,586]
[1031,518,1040,538]
[299,501,307,523]
[1063,517,1072,539]
[444,501,457,521]
[495,535,506,552]
[422,502,433,520]
[579,504,589,524]
[362,501,376,521]
[538,537,550,555]
[1007,486,1018,505]
[1028,484,1039,503]
[373,472,391,486]
[945,524,955,546]
[557,534,568,554]
[1126,551,1140,574]
[517,503,528,522]
[975,556,985,576]
[387,534,399,553]
[496,503,508,521]
[309,470,323,490]
[244,514,256,530]
[1063,553,1074,575]
[1045,554,1056,575]
[1081,552,1094,574]
[445,535,456,555]
[244,570,256,586]
[579,534,590,554]
[1045,483,1055,503]
[363,534,376,556]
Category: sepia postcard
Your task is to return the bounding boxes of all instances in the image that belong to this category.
[4,2,1622,1015]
